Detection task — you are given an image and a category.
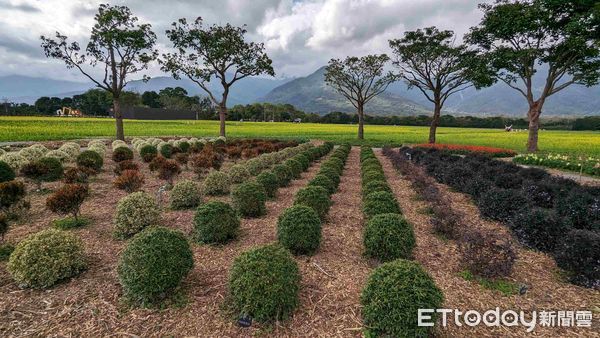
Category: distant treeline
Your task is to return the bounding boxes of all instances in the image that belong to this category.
[1,88,598,131]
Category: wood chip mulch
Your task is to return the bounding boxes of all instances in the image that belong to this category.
[375,150,600,338]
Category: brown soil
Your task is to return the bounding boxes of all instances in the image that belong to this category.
[375,150,600,338]
[0,146,372,337]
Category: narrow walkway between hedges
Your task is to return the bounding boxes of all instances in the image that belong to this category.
[375,150,600,337]
[276,146,371,337]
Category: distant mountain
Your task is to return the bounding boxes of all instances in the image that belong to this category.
[259,67,428,116]
[0,74,292,106]
[261,66,600,117]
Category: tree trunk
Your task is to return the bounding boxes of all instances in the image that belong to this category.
[429,102,442,144]
[113,99,124,141]
[526,101,543,152]
[357,103,364,140]
[219,104,227,137]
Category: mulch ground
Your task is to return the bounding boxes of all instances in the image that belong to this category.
[0,146,372,337]
[375,150,600,338]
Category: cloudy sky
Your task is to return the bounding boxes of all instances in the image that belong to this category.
[0,0,491,82]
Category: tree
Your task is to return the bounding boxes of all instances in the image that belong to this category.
[389,27,490,144]
[141,91,161,108]
[324,55,397,139]
[466,0,600,152]
[41,4,157,140]
[161,17,274,137]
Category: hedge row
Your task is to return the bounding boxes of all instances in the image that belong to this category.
[402,146,599,288]
[383,147,516,280]
[359,147,442,338]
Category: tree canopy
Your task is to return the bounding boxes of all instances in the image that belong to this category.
[324,55,397,139]
[161,17,274,136]
[40,4,157,140]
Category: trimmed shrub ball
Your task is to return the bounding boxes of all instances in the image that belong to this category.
[277,205,321,255]
[307,174,336,195]
[284,159,303,179]
[0,161,15,183]
[159,143,174,158]
[140,144,158,162]
[38,157,64,182]
[112,147,134,163]
[362,170,386,184]
[273,164,293,187]
[117,227,193,306]
[463,175,492,198]
[228,244,300,322]
[76,150,103,171]
[193,201,239,244]
[554,229,599,288]
[318,166,341,187]
[170,180,201,210]
[364,213,415,262]
[459,230,516,279]
[256,171,278,198]
[293,154,310,171]
[362,180,391,198]
[293,186,331,220]
[7,229,86,289]
[361,259,443,338]
[202,170,230,196]
[555,189,599,231]
[510,208,570,252]
[228,164,250,184]
[477,187,528,223]
[231,181,266,217]
[363,191,401,220]
[114,192,160,238]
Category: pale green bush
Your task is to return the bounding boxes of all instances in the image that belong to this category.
[114,192,160,238]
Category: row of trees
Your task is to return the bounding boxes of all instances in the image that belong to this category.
[325,0,600,151]
[41,1,599,152]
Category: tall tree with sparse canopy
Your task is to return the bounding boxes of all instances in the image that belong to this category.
[41,4,157,141]
[389,27,490,144]
[466,0,600,152]
[161,18,274,137]
[324,55,397,140]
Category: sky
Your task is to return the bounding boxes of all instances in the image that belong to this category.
[0,0,492,82]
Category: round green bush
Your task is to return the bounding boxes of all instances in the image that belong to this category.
[362,180,392,197]
[361,158,381,169]
[228,164,250,184]
[114,192,160,238]
[112,147,134,163]
[284,159,303,179]
[229,244,300,322]
[170,180,201,210]
[325,157,345,173]
[159,143,174,158]
[308,174,336,195]
[140,144,158,162]
[38,157,64,182]
[232,181,266,217]
[193,201,239,244]
[202,170,231,196]
[0,161,15,183]
[76,150,103,171]
[294,186,331,220]
[277,205,322,255]
[293,154,310,171]
[363,191,401,219]
[364,214,416,262]
[318,166,341,187]
[118,227,193,306]
[256,171,279,198]
[7,229,86,289]
[178,141,190,153]
[273,164,293,187]
[362,169,386,183]
[361,162,383,174]
[320,161,342,176]
[361,259,443,338]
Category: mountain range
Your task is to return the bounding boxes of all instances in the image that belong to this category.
[2,67,600,117]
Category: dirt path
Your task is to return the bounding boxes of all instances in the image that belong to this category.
[0,151,327,336]
[375,150,599,337]
[277,146,371,337]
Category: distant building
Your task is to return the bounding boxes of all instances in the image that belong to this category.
[293,118,302,123]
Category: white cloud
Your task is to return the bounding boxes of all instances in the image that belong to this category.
[0,0,491,81]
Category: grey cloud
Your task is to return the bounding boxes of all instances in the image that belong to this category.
[0,1,40,12]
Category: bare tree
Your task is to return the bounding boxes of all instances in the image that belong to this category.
[324,55,397,140]
[41,4,157,140]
